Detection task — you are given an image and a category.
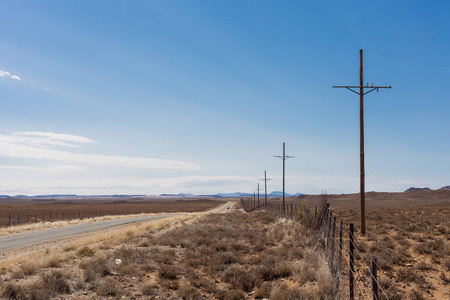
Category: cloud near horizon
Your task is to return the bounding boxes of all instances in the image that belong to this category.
[0,131,201,170]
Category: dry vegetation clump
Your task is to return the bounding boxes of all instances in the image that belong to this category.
[0,205,336,299]
[336,202,450,300]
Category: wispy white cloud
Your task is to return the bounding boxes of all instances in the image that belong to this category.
[13,131,95,144]
[1,69,51,89]
[0,131,200,170]
[0,69,21,81]
[0,165,85,173]
[0,70,11,77]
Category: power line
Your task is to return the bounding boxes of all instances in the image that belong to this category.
[273,142,294,214]
[332,49,391,235]
[260,170,272,208]
[255,183,262,208]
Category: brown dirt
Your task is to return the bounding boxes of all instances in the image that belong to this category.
[280,190,450,300]
[284,189,450,211]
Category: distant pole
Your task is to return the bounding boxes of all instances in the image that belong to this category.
[260,170,272,208]
[333,49,391,235]
[274,142,295,214]
[257,183,260,208]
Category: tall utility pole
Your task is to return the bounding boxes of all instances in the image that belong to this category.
[333,49,391,235]
[274,142,295,214]
[256,183,262,208]
[260,170,272,207]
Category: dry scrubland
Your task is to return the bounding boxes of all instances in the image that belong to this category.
[337,203,450,300]
[0,199,221,227]
[0,206,337,299]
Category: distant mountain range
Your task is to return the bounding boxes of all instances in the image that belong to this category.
[405,187,432,192]
[1,187,449,198]
[405,186,450,192]
[183,191,303,198]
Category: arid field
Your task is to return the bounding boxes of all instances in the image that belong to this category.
[0,191,448,299]
[284,189,450,300]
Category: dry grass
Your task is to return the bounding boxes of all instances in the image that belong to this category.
[336,202,450,300]
[0,204,337,299]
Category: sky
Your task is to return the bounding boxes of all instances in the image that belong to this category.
[0,0,449,196]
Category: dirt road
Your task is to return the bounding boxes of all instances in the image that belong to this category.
[0,214,179,250]
[0,201,233,251]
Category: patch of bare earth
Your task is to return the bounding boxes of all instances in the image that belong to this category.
[0,204,337,299]
[336,202,450,300]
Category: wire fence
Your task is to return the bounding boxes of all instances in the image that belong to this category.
[240,197,394,300]
[0,209,145,227]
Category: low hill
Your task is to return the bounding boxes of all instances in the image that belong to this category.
[293,189,450,210]
[405,187,431,192]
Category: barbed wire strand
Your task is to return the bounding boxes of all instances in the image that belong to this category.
[347,237,391,300]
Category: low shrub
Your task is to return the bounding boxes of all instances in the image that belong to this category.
[77,246,95,257]
[214,289,246,300]
[158,264,179,280]
[161,279,180,290]
[96,277,119,296]
[141,283,156,295]
[254,282,271,299]
[41,270,71,294]
[177,285,201,300]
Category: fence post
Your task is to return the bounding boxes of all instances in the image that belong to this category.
[338,221,343,276]
[371,258,378,300]
[331,215,336,271]
[318,204,328,233]
[315,206,317,217]
[326,211,332,249]
[8,213,10,225]
[349,223,354,300]
[290,203,293,220]
[18,213,20,224]
[26,214,29,223]
[50,212,52,221]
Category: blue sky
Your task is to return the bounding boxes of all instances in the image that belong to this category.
[0,1,448,195]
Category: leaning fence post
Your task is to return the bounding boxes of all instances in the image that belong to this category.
[371,257,378,300]
[349,223,354,300]
[331,215,336,271]
[326,211,332,250]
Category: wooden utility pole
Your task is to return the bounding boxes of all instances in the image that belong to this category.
[333,49,391,234]
[260,170,272,208]
[257,183,260,208]
[274,142,295,214]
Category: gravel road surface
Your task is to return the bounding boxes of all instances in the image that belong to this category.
[0,214,179,250]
